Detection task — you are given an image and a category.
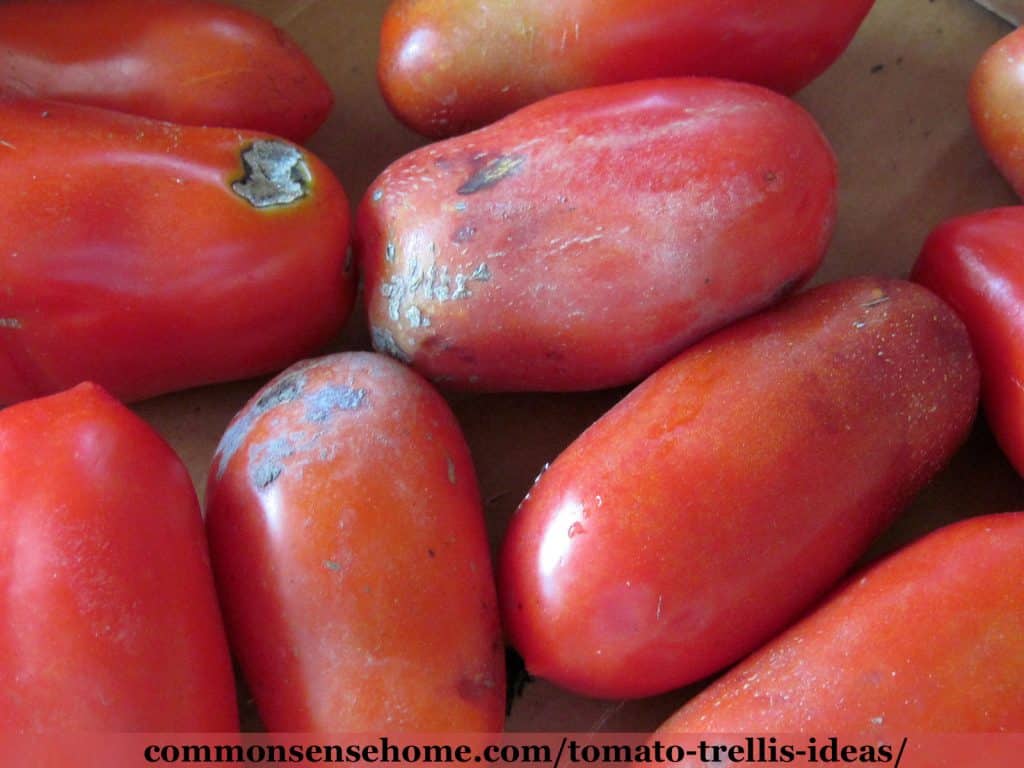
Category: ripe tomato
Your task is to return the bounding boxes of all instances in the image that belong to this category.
[358,78,836,392]
[205,352,505,732]
[379,0,876,137]
[0,0,332,142]
[0,99,352,405]
[499,278,979,699]
[971,26,1024,198]
[656,512,1024,733]
[912,207,1024,477]
[0,383,237,731]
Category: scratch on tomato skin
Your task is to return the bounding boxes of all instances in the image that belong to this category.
[0,139,15,150]
[0,318,22,328]
[457,154,525,195]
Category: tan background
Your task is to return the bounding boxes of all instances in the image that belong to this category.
[132,0,1024,731]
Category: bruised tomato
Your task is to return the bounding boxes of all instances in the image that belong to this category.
[913,207,1024,477]
[358,78,836,392]
[499,278,979,699]
[205,352,505,732]
[0,0,332,142]
[971,26,1024,198]
[0,99,352,405]
[0,383,237,731]
[656,513,1024,734]
[379,0,876,137]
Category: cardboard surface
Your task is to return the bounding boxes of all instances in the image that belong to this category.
[974,0,1024,24]
[132,0,1024,731]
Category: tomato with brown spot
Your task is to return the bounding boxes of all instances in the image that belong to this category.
[0,99,352,405]
[656,512,1024,737]
[357,78,837,392]
[0,0,332,142]
[205,352,505,732]
[499,278,979,699]
[0,383,237,731]
[379,0,876,137]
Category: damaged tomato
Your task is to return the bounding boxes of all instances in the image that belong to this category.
[205,352,505,732]
[379,0,876,137]
[499,278,979,699]
[912,207,1024,477]
[0,0,332,142]
[656,513,1024,733]
[0,99,352,405]
[0,383,237,731]
[358,78,837,392]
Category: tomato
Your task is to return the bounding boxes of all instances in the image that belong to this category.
[912,208,1024,477]
[0,0,332,142]
[971,26,1024,198]
[0,99,352,405]
[499,278,979,699]
[0,382,237,731]
[379,0,876,137]
[655,512,1024,734]
[205,352,505,732]
[357,78,836,392]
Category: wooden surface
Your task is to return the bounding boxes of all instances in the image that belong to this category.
[130,0,1024,732]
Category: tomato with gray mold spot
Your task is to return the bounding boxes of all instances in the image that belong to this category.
[499,278,979,699]
[357,78,838,392]
[205,352,505,732]
[0,99,352,405]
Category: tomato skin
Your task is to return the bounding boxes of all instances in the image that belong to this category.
[970,28,1024,198]
[0,99,352,405]
[499,278,979,699]
[379,0,875,137]
[358,78,836,392]
[656,513,1024,734]
[0,382,237,732]
[205,352,505,732]
[0,0,332,142]
[912,208,1024,477]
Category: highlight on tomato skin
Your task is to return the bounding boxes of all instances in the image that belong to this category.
[379,0,876,137]
[358,78,837,393]
[0,382,239,732]
[912,207,1024,478]
[656,512,1024,735]
[0,98,353,406]
[498,277,979,700]
[205,352,506,733]
[970,25,1024,198]
[0,0,333,142]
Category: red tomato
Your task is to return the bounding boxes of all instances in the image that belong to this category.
[0,99,352,405]
[971,26,1024,197]
[499,278,978,699]
[656,512,1024,734]
[358,78,836,392]
[0,0,332,142]
[0,383,237,731]
[205,352,505,732]
[379,0,876,137]
[912,207,1024,477]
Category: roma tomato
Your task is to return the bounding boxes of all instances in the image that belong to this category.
[971,26,1024,197]
[379,0,876,137]
[656,513,1024,734]
[358,78,836,392]
[499,278,979,699]
[0,99,352,405]
[0,382,237,731]
[205,352,505,732]
[0,0,332,142]
[913,208,1024,477]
